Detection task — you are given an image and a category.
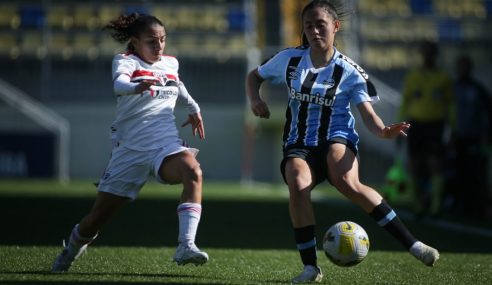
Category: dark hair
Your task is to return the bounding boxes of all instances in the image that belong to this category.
[104,13,164,52]
[300,0,351,47]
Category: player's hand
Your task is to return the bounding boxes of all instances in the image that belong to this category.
[182,112,205,139]
[250,99,271,119]
[381,122,411,139]
[135,79,160,93]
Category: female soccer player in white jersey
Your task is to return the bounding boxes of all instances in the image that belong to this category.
[245,1,439,283]
[52,13,208,272]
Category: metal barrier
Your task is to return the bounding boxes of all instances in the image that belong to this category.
[0,78,70,183]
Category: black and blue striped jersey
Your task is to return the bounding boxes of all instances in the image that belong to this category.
[257,46,379,150]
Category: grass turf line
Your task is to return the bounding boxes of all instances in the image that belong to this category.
[1,180,491,284]
[1,246,491,284]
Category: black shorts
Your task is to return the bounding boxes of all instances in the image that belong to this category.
[280,138,358,187]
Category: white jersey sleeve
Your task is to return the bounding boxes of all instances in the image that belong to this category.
[113,74,139,96]
[112,54,139,81]
[178,82,200,114]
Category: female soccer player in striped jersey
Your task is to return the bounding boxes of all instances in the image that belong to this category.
[52,13,208,272]
[245,1,439,283]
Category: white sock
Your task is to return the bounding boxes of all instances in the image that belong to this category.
[67,224,97,254]
[177,203,202,246]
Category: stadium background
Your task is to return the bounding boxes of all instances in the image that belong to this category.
[0,0,491,189]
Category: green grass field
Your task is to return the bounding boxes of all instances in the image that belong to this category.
[1,180,491,284]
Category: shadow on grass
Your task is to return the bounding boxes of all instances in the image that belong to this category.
[0,270,213,285]
[1,195,490,253]
[2,280,184,285]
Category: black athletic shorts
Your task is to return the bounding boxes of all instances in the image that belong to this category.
[280,138,358,187]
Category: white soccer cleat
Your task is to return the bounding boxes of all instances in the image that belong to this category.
[173,243,209,266]
[291,265,323,284]
[51,243,88,273]
[410,241,440,267]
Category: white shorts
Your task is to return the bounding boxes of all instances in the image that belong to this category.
[97,140,199,200]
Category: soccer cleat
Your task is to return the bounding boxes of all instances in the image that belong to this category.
[173,243,209,266]
[291,265,323,284]
[51,242,88,273]
[410,241,440,266]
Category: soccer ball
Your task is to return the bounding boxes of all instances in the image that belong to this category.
[322,221,370,267]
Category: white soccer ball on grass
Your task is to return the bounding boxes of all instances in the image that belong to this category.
[323,221,370,267]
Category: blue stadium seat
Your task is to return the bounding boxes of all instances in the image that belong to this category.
[487,0,492,16]
[409,0,433,15]
[125,5,148,16]
[438,19,462,41]
[20,5,44,28]
[227,8,248,32]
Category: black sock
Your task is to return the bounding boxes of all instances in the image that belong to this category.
[294,225,317,266]
[370,200,417,250]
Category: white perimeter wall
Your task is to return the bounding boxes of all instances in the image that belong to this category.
[1,103,400,184]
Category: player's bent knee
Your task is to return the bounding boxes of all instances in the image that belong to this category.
[286,174,311,191]
[184,163,203,183]
[286,170,313,191]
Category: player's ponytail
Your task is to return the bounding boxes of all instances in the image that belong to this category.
[104,13,164,52]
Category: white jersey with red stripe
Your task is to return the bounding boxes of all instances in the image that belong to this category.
[110,52,197,151]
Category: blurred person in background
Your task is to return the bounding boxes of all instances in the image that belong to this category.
[246,1,439,283]
[399,40,455,219]
[51,13,208,273]
[442,54,492,218]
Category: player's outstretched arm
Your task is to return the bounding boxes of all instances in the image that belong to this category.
[134,79,160,94]
[357,101,410,139]
[245,69,270,119]
[114,74,160,95]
